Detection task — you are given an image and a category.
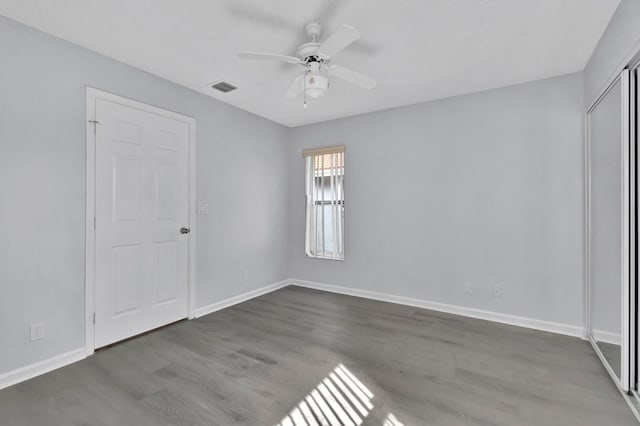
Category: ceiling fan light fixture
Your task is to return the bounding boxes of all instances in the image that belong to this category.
[303,72,329,98]
[237,22,376,103]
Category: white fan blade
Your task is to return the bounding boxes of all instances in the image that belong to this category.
[237,51,302,64]
[317,25,360,59]
[285,74,304,98]
[328,65,377,90]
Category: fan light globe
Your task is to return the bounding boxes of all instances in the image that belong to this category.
[304,73,329,98]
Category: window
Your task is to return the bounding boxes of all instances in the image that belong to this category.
[304,146,345,260]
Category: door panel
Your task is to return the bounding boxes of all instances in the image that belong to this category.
[154,241,178,305]
[94,99,189,348]
[113,244,143,316]
[155,161,177,219]
[588,69,635,392]
[590,77,622,350]
[113,155,142,222]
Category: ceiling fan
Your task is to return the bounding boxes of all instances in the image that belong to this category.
[237,22,377,108]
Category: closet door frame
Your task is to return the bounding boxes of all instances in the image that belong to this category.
[621,67,635,393]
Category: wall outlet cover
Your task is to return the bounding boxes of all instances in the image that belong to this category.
[493,285,503,298]
[30,322,44,341]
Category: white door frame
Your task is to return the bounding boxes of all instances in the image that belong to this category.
[84,87,196,356]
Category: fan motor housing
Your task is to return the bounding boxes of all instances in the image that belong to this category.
[297,42,322,62]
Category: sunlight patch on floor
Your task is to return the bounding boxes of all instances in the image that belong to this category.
[276,364,404,426]
[383,413,403,426]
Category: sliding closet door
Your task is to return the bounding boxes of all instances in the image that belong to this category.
[587,70,635,391]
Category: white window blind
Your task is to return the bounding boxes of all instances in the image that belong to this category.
[304,146,345,260]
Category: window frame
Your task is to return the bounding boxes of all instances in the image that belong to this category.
[303,147,345,261]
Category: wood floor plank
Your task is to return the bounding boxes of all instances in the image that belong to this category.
[0,286,636,425]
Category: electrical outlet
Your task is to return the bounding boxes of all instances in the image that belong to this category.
[493,284,502,298]
[243,270,249,281]
[464,281,473,294]
[30,323,44,341]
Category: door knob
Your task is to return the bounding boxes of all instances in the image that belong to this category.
[180,227,191,234]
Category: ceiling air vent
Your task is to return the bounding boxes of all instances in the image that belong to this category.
[210,80,237,93]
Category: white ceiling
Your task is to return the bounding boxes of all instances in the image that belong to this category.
[0,0,620,127]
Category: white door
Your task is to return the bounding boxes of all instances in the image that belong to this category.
[94,98,190,348]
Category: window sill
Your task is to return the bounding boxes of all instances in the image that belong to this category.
[305,254,344,262]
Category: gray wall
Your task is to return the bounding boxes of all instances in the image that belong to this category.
[584,0,640,106]
[288,73,585,328]
[0,16,289,375]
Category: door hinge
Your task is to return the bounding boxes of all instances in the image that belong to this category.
[94,217,96,229]
[93,312,96,324]
[88,119,100,135]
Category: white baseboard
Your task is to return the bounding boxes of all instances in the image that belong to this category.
[289,279,585,338]
[194,279,289,318]
[592,329,622,345]
[0,348,85,391]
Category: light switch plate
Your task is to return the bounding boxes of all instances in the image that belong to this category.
[198,203,209,214]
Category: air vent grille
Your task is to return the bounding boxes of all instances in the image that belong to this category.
[210,81,237,93]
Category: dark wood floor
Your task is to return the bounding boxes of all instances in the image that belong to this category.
[0,286,636,425]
